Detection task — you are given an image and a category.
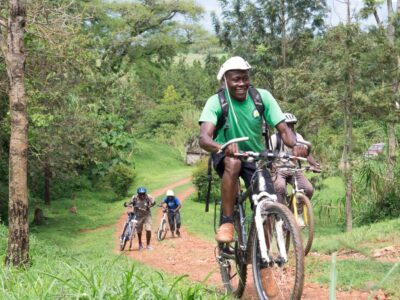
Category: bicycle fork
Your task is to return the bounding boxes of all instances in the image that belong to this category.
[254,196,288,264]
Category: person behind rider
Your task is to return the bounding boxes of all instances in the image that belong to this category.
[198,56,309,243]
[162,189,182,237]
[128,187,155,250]
[270,112,321,227]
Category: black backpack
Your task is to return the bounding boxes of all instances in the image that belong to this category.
[205,86,271,212]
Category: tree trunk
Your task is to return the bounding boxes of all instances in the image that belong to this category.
[44,164,51,205]
[344,0,353,231]
[5,0,29,267]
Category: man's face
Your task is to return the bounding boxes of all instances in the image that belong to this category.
[224,70,250,101]
[138,193,146,200]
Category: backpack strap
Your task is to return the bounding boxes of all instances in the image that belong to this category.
[248,86,270,150]
[214,88,229,139]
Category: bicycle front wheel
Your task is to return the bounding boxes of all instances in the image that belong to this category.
[218,211,247,298]
[251,202,304,300]
[120,223,129,251]
[157,219,167,241]
[287,194,315,256]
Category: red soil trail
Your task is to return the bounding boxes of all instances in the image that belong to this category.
[114,178,389,300]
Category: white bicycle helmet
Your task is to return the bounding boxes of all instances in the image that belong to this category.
[284,113,297,124]
[166,190,174,197]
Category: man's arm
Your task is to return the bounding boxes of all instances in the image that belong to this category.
[199,122,220,153]
[175,199,182,212]
[275,122,308,157]
[199,122,239,156]
[275,122,296,147]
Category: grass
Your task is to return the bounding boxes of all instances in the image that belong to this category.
[0,139,223,299]
[181,172,400,298]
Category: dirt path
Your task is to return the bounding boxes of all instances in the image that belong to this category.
[115,178,388,300]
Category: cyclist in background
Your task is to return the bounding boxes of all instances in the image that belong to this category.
[270,112,321,226]
[129,187,155,250]
[162,189,182,237]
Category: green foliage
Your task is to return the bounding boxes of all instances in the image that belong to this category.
[108,164,136,198]
[192,158,220,202]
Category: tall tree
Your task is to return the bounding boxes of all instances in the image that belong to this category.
[343,0,354,231]
[361,0,399,182]
[0,0,29,266]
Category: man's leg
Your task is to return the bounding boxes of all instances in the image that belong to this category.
[137,219,144,250]
[272,170,289,205]
[216,157,241,243]
[175,212,181,236]
[144,215,153,250]
[296,172,314,200]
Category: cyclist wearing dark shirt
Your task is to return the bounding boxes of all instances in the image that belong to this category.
[162,189,182,237]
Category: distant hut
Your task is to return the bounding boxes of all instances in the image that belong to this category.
[185,138,208,165]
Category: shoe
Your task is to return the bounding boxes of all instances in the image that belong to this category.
[138,244,144,251]
[146,245,154,251]
[297,214,305,228]
[260,268,279,298]
[215,223,234,243]
[176,230,180,237]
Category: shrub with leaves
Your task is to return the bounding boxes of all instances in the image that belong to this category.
[192,158,220,202]
[108,164,136,198]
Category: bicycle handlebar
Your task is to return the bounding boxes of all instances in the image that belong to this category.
[233,151,308,162]
[218,137,249,153]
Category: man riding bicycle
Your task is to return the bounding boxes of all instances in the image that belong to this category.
[162,189,182,237]
[198,56,308,243]
[128,187,155,250]
[270,112,321,227]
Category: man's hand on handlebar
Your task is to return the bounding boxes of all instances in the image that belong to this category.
[309,164,322,173]
[223,143,240,158]
[293,141,311,157]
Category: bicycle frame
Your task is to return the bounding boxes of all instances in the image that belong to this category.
[281,166,310,224]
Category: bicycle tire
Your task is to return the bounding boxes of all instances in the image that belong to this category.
[129,224,136,250]
[251,201,304,300]
[287,194,315,256]
[120,223,129,251]
[157,219,168,241]
[218,210,247,297]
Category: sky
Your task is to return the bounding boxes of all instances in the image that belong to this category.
[195,0,389,32]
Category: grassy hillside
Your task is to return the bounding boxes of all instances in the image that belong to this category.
[0,140,219,299]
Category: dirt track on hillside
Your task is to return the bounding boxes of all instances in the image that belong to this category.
[113,178,389,300]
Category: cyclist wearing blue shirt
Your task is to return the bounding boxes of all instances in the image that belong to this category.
[162,190,182,237]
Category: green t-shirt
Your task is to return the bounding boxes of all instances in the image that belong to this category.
[199,88,285,152]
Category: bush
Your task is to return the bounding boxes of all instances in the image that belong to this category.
[108,164,136,198]
[192,158,220,202]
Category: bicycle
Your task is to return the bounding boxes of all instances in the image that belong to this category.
[280,164,317,256]
[215,137,305,300]
[119,203,138,251]
[157,205,169,241]
[157,205,180,240]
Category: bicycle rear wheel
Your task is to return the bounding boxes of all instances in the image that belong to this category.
[157,219,168,241]
[287,194,314,256]
[252,202,304,300]
[218,211,247,297]
[120,223,129,251]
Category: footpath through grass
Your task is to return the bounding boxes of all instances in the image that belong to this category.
[0,140,223,299]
